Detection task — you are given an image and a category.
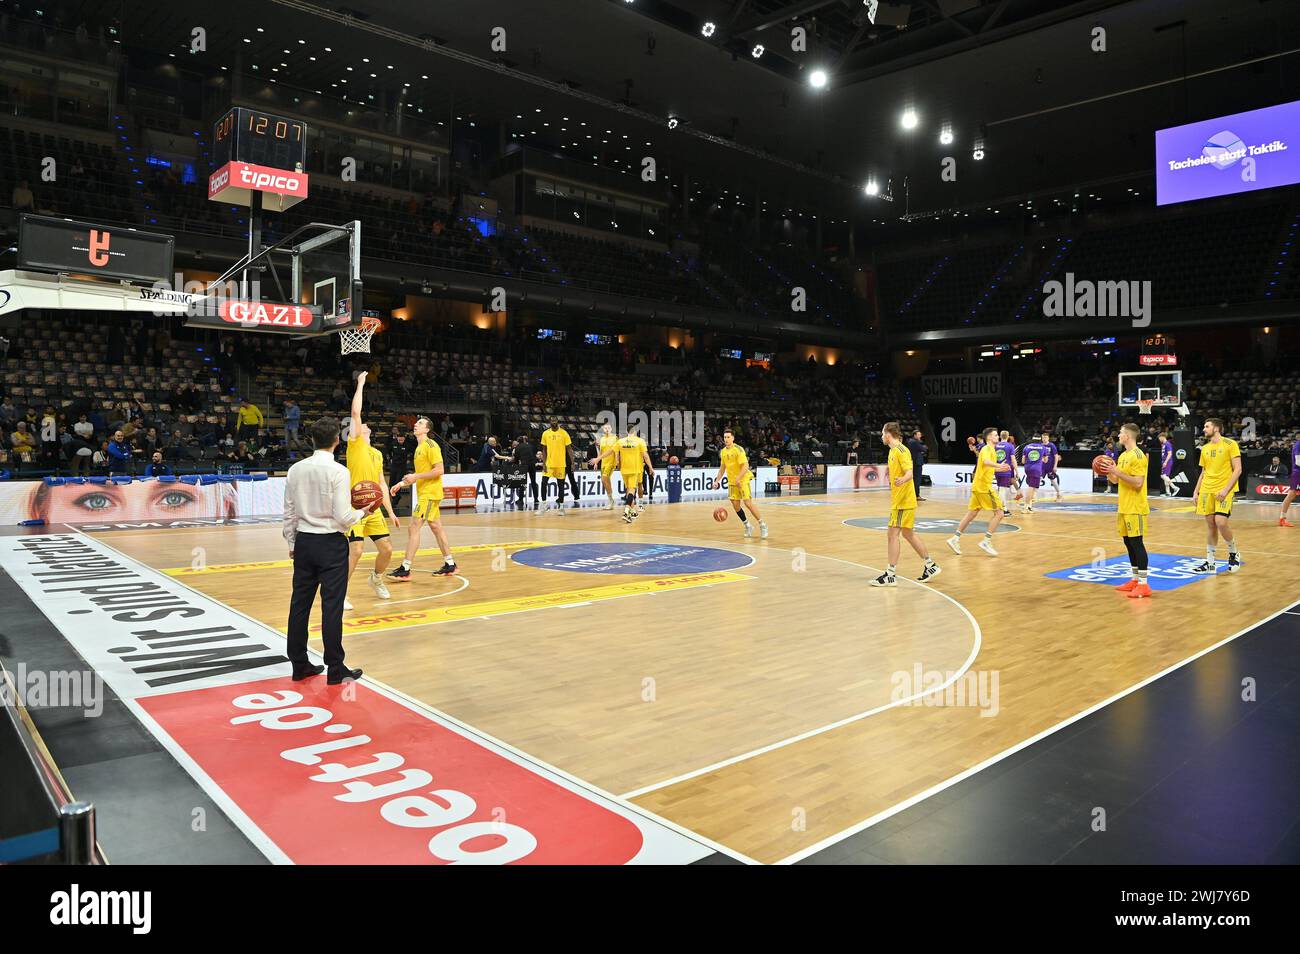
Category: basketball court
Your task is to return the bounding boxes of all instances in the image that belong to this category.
[9,477,1294,865]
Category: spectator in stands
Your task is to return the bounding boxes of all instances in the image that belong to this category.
[92,441,111,473]
[107,429,133,474]
[10,421,35,461]
[284,398,302,449]
[144,452,172,477]
[236,398,263,447]
[230,441,257,466]
[1264,455,1286,478]
[164,429,187,462]
[11,178,33,211]
[0,396,17,428]
[139,426,160,457]
[73,413,94,443]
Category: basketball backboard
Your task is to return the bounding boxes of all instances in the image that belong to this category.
[1118,370,1182,407]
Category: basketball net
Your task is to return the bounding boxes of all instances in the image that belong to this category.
[1137,399,1154,415]
[339,316,381,355]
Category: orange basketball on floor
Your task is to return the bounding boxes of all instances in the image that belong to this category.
[1091,455,1111,476]
[352,479,384,510]
[713,507,729,522]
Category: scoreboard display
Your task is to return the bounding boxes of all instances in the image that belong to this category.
[209,107,310,209]
[1140,334,1177,366]
[213,107,307,172]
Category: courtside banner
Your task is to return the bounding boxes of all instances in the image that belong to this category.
[922,464,1093,494]
[826,464,890,491]
[0,476,285,528]
[439,466,778,508]
[0,533,712,864]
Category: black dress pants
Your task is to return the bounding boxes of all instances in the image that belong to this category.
[287,531,349,673]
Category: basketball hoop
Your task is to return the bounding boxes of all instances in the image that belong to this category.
[338,316,381,355]
[1137,399,1154,416]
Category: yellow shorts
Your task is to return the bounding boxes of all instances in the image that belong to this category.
[601,459,616,477]
[889,508,915,529]
[349,510,389,540]
[968,490,1000,512]
[727,481,752,501]
[1116,513,1147,538]
[413,495,443,521]
[620,471,642,493]
[544,466,566,480]
[1196,490,1233,517]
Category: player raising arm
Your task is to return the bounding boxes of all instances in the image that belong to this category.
[343,372,399,607]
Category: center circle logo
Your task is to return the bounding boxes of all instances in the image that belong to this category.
[511,543,752,575]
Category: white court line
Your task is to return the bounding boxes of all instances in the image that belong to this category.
[379,574,470,605]
[774,596,1300,865]
[70,527,752,866]
[476,525,981,804]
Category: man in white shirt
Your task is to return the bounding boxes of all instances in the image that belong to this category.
[283,417,381,684]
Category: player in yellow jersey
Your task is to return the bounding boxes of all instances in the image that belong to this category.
[713,428,767,539]
[590,424,652,523]
[1191,417,1243,573]
[594,422,619,510]
[947,426,1012,557]
[343,372,399,607]
[872,422,939,586]
[540,418,572,514]
[1098,422,1153,598]
[388,415,458,578]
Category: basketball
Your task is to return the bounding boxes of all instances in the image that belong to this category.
[1091,455,1112,476]
[967,436,976,448]
[351,479,384,510]
[669,455,679,465]
[713,507,729,522]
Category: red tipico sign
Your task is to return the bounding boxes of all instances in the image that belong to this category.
[208,161,310,201]
[219,300,316,329]
[137,676,650,865]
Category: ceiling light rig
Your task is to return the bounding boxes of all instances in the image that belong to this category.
[667,115,679,130]
[751,44,765,58]
[939,123,953,146]
[808,69,829,89]
[701,22,716,38]
[900,108,918,130]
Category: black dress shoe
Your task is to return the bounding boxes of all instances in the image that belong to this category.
[292,664,325,681]
[327,667,363,685]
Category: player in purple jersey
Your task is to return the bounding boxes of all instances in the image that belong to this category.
[1158,431,1177,497]
[1041,432,1062,502]
[1018,438,1049,512]
[1280,433,1300,528]
[1102,439,1120,494]
[994,431,1017,515]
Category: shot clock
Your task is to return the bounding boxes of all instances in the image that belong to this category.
[208,106,310,209]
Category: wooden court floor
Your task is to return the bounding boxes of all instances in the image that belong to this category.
[93,486,1300,864]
